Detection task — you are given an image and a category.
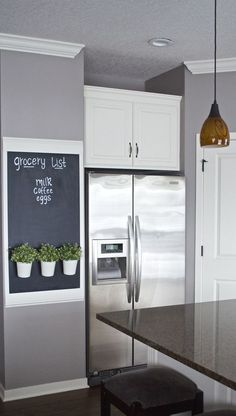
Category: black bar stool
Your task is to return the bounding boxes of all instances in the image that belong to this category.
[101,365,204,416]
[198,411,236,416]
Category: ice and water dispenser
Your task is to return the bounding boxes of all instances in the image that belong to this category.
[92,239,128,285]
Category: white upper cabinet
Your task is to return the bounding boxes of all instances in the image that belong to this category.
[133,101,180,170]
[85,95,133,168]
[84,86,181,170]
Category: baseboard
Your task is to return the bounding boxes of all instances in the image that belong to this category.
[0,382,4,401]
[147,347,159,364]
[2,377,88,402]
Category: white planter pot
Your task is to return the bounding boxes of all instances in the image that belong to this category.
[16,262,32,278]
[41,261,56,277]
[63,260,78,275]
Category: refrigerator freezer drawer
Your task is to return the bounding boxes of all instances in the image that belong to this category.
[89,282,133,373]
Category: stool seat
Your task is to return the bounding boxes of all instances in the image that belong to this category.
[104,365,198,409]
[101,365,204,416]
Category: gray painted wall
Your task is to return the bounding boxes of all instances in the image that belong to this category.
[146,65,236,303]
[0,53,5,388]
[146,66,185,96]
[4,303,86,388]
[0,50,86,389]
[1,50,84,140]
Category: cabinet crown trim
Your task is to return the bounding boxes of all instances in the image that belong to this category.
[84,85,182,102]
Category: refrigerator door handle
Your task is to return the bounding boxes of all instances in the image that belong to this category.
[135,215,142,303]
[127,215,134,303]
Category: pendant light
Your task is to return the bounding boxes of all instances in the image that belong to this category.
[200,0,229,147]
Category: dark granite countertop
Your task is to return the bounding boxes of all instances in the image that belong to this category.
[97,300,236,390]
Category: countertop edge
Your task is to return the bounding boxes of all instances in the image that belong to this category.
[97,312,236,391]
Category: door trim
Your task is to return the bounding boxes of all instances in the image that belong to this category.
[195,133,236,302]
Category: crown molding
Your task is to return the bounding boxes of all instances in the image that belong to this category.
[0,33,84,58]
[184,57,236,74]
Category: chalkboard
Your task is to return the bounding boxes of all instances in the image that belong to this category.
[8,151,80,293]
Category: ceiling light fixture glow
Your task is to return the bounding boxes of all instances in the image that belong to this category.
[148,38,174,47]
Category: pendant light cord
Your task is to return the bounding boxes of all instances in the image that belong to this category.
[214,0,217,102]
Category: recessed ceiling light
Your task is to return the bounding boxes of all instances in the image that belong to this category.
[148,38,174,47]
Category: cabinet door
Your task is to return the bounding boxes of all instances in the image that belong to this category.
[85,98,133,168]
[133,101,180,170]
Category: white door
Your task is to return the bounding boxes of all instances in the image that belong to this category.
[196,136,236,302]
[85,97,133,168]
[132,101,180,170]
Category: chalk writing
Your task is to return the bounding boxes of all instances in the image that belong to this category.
[14,156,46,171]
[51,157,66,169]
[33,176,53,205]
[13,156,67,171]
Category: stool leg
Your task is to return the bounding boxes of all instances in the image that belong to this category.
[192,389,204,415]
[101,384,111,416]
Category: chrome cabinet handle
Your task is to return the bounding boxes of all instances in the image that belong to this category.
[129,142,132,158]
[127,216,134,303]
[135,215,142,303]
[135,143,139,158]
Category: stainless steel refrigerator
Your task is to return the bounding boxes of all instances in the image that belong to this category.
[87,172,185,384]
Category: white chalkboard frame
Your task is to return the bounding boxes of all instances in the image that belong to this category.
[2,137,85,307]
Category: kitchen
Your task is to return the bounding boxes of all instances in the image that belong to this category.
[0,1,236,415]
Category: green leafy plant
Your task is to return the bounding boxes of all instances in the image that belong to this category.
[37,243,59,262]
[59,243,82,261]
[11,243,37,263]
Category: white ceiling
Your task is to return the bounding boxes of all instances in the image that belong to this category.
[0,0,236,82]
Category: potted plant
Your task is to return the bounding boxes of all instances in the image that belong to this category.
[59,243,82,275]
[11,243,37,278]
[37,243,59,277]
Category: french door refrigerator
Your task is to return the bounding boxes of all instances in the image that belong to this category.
[87,172,185,385]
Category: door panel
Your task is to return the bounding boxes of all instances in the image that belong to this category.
[85,98,133,168]
[88,173,133,373]
[133,175,185,365]
[133,102,179,170]
[201,142,236,302]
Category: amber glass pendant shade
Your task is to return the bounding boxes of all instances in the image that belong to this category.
[200,0,230,148]
[200,100,230,147]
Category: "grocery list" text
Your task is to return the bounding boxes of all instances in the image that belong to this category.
[14,156,67,171]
